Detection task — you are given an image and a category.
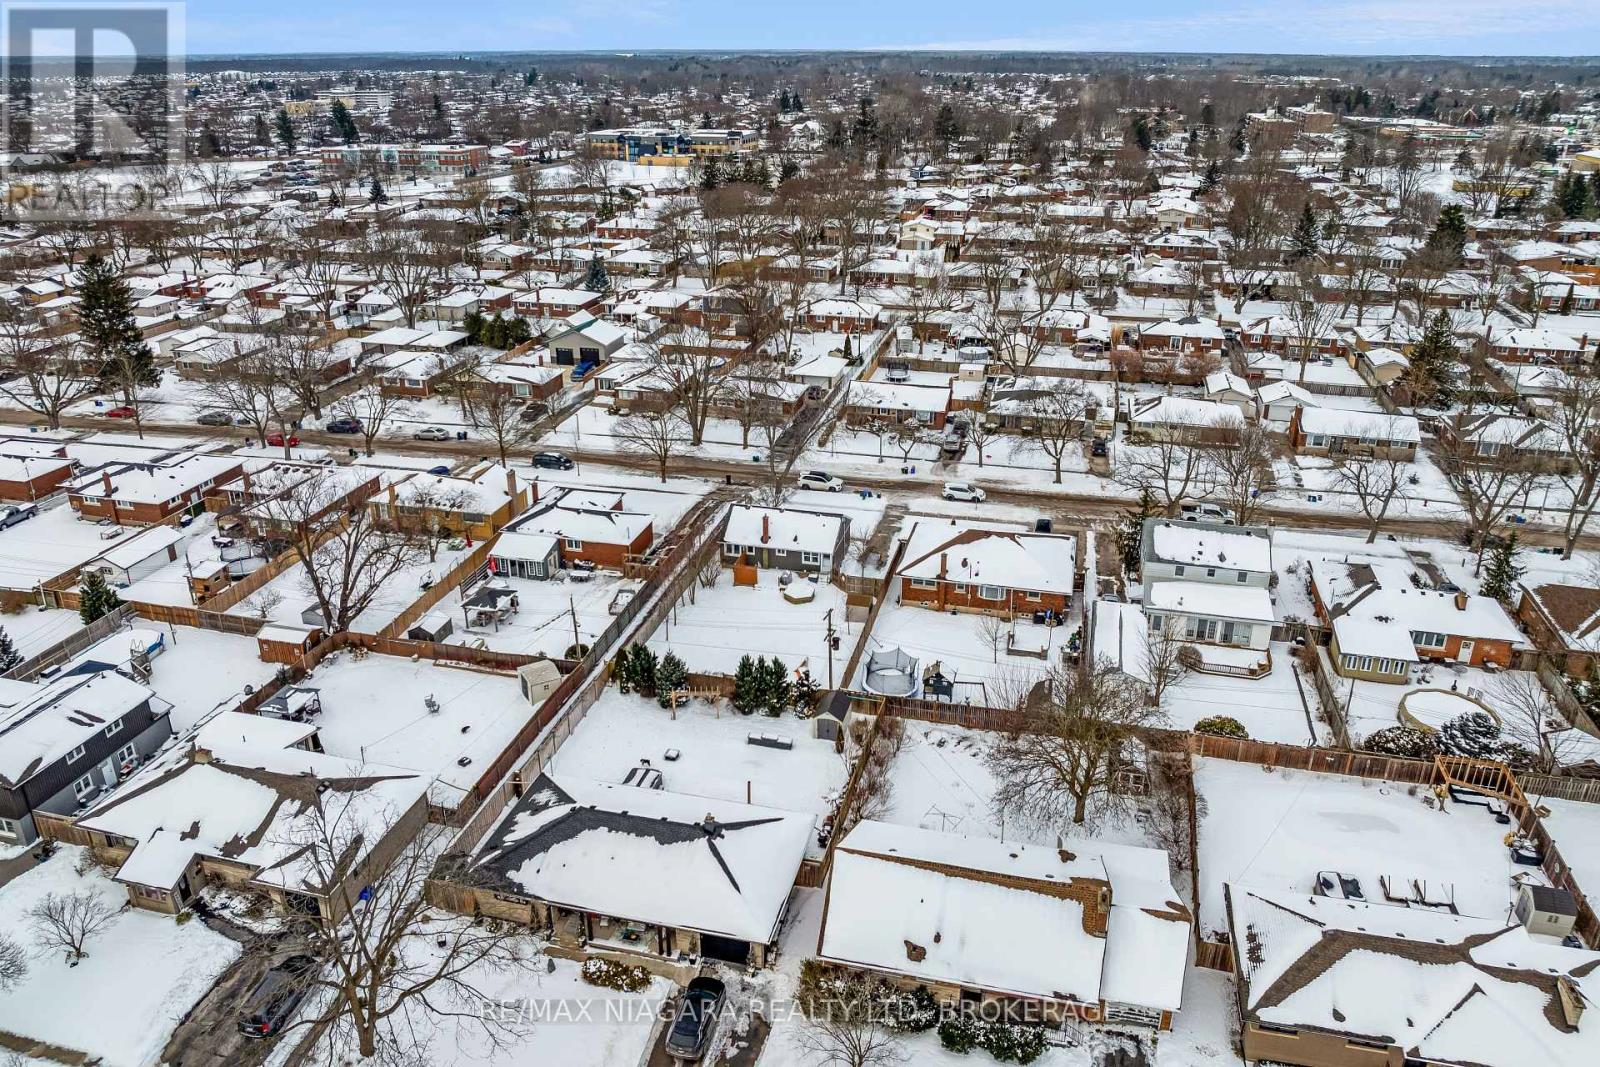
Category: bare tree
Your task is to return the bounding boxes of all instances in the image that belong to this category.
[0,308,102,429]
[334,377,416,457]
[615,409,690,483]
[1328,452,1413,543]
[248,468,421,630]
[381,480,473,563]
[0,933,26,991]
[1010,379,1089,484]
[359,226,448,329]
[1142,618,1197,711]
[1205,417,1278,527]
[1548,371,1600,558]
[1490,672,1586,775]
[272,803,540,1062]
[30,890,117,964]
[1113,417,1214,515]
[795,966,906,1067]
[986,659,1163,829]
[1437,437,1542,573]
[195,350,289,449]
[1282,266,1340,385]
[463,382,532,467]
[641,327,739,447]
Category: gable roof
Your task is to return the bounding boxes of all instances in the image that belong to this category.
[898,521,1077,595]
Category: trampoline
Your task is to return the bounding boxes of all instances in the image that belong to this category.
[863,646,920,697]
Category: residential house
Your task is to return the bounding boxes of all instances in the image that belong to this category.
[818,821,1190,1031]
[1203,370,1256,419]
[67,454,244,526]
[1439,412,1566,470]
[1127,396,1243,445]
[896,521,1077,616]
[1255,380,1318,426]
[847,380,953,429]
[84,524,185,587]
[465,772,811,970]
[501,490,653,570]
[545,316,627,369]
[1287,407,1420,461]
[1136,316,1226,356]
[1138,519,1276,650]
[1516,582,1600,677]
[722,506,851,577]
[1489,326,1587,365]
[1309,558,1526,682]
[0,452,74,501]
[76,738,427,920]
[0,670,174,846]
[373,464,531,542]
[1225,884,1600,1067]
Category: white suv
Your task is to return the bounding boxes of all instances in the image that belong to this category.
[797,471,845,492]
[942,482,986,503]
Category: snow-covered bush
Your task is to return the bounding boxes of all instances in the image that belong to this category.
[938,1013,983,1054]
[879,984,939,1033]
[1363,725,1439,759]
[579,958,652,992]
[1437,710,1503,759]
[1194,715,1248,739]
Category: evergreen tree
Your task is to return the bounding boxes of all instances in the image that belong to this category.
[1479,531,1525,602]
[1405,310,1462,408]
[792,667,820,713]
[778,159,800,184]
[583,255,610,293]
[1198,158,1222,195]
[760,656,792,716]
[274,107,296,153]
[1437,710,1504,760]
[732,655,761,714]
[1129,114,1153,152]
[1426,204,1468,267]
[1558,172,1592,219]
[699,156,721,190]
[1290,203,1320,261]
[368,174,388,204]
[752,156,771,188]
[655,652,688,707]
[78,571,122,625]
[933,103,960,151]
[630,645,659,699]
[851,97,878,148]
[78,253,156,399]
[253,113,272,147]
[0,625,21,674]
[525,67,538,86]
[1199,101,1216,128]
[1591,172,1600,214]
[1120,488,1155,576]
[329,99,360,143]
[328,186,342,208]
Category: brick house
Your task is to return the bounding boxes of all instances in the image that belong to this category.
[67,455,244,526]
[500,493,653,570]
[1516,582,1600,677]
[896,521,1077,617]
[0,453,75,501]
[1287,407,1420,461]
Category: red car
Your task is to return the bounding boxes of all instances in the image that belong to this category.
[105,405,136,418]
[266,432,301,447]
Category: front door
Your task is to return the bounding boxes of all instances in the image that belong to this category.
[99,756,119,789]
[1457,639,1475,664]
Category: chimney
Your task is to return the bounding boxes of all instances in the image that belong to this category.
[701,813,721,838]
[100,469,113,495]
[1557,975,1585,1029]
[1454,591,1469,611]
[939,552,948,579]
[505,467,518,502]
[761,514,771,544]
[191,746,214,765]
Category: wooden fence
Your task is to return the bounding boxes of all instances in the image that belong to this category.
[377,539,495,640]
[2,603,135,681]
[1194,940,1236,973]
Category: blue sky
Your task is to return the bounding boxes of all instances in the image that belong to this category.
[172,0,1598,56]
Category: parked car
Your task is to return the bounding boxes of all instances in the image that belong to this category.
[324,416,363,434]
[942,481,986,503]
[412,426,452,441]
[238,955,316,1039]
[532,451,575,471]
[518,401,549,423]
[0,503,37,529]
[266,432,300,448]
[797,471,844,492]
[1179,502,1235,525]
[105,405,136,419]
[427,464,452,476]
[197,410,234,427]
[662,976,725,1061]
[1090,437,1109,458]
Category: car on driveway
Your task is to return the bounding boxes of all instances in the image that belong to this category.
[237,954,316,1040]
[197,410,233,427]
[325,416,363,434]
[105,405,136,419]
[532,451,575,470]
[413,426,452,441]
[662,976,725,1061]
[266,431,300,448]
[942,481,986,503]
[0,503,38,529]
[797,471,844,492]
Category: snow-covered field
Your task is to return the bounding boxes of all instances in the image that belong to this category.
[1166,645,1317,745]
[1195,757,1519,939]
[92,623,278,733]
[548,689,843,852]
[0,605,83,658]
[647,568,849,676]
[0,846,240,1067]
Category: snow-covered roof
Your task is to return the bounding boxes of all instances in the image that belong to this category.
[1312,558,1524,653]
[898,521,1077,596]
[0,671,161,787]
[723,505,844,556]
[1145,580,1277,624]
[1146,519,1272,573]
[1296,407,1420,443]
[471,772,812,944]
[822,821,1189,1011]
[1229,885,1600,1066]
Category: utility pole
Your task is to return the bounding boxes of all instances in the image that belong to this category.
[569,596,581,656]
[824,607,836,689]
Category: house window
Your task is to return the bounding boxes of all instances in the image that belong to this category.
[104,717,123,738]
[1174,565,1186,577]
[1342,654,1373,672]
[66,744,86,764]
[954,583,967,594]
[72,774,96,799]
[0,817,18,840]
[116,742,137,766]
[1411,630,1447,649]
[564,538,583,551]
[801,551,821,566]
[1308,434,1327,448]
[1205,568,1217,578]
[1236,571,1249,583]
[978,584,1005,601]
[1024,591,1042,601]
[909,577,937,590]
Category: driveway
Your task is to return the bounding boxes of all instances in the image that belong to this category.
[161,920,301,1067]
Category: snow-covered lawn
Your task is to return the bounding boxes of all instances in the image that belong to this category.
[85,623,278,733]
[855,599,1061,703]
[548,688,841,854]
[1194,757,1520,939]
[1166,644,1316,745]
[0,605,83,658]
[880,721,1002,837]
[0,846,240,1067]
[447,571,643,658]
[300,653,539,803]
[0,500,147,591]
[647,569,848,676]
[1537,799,1600,907]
